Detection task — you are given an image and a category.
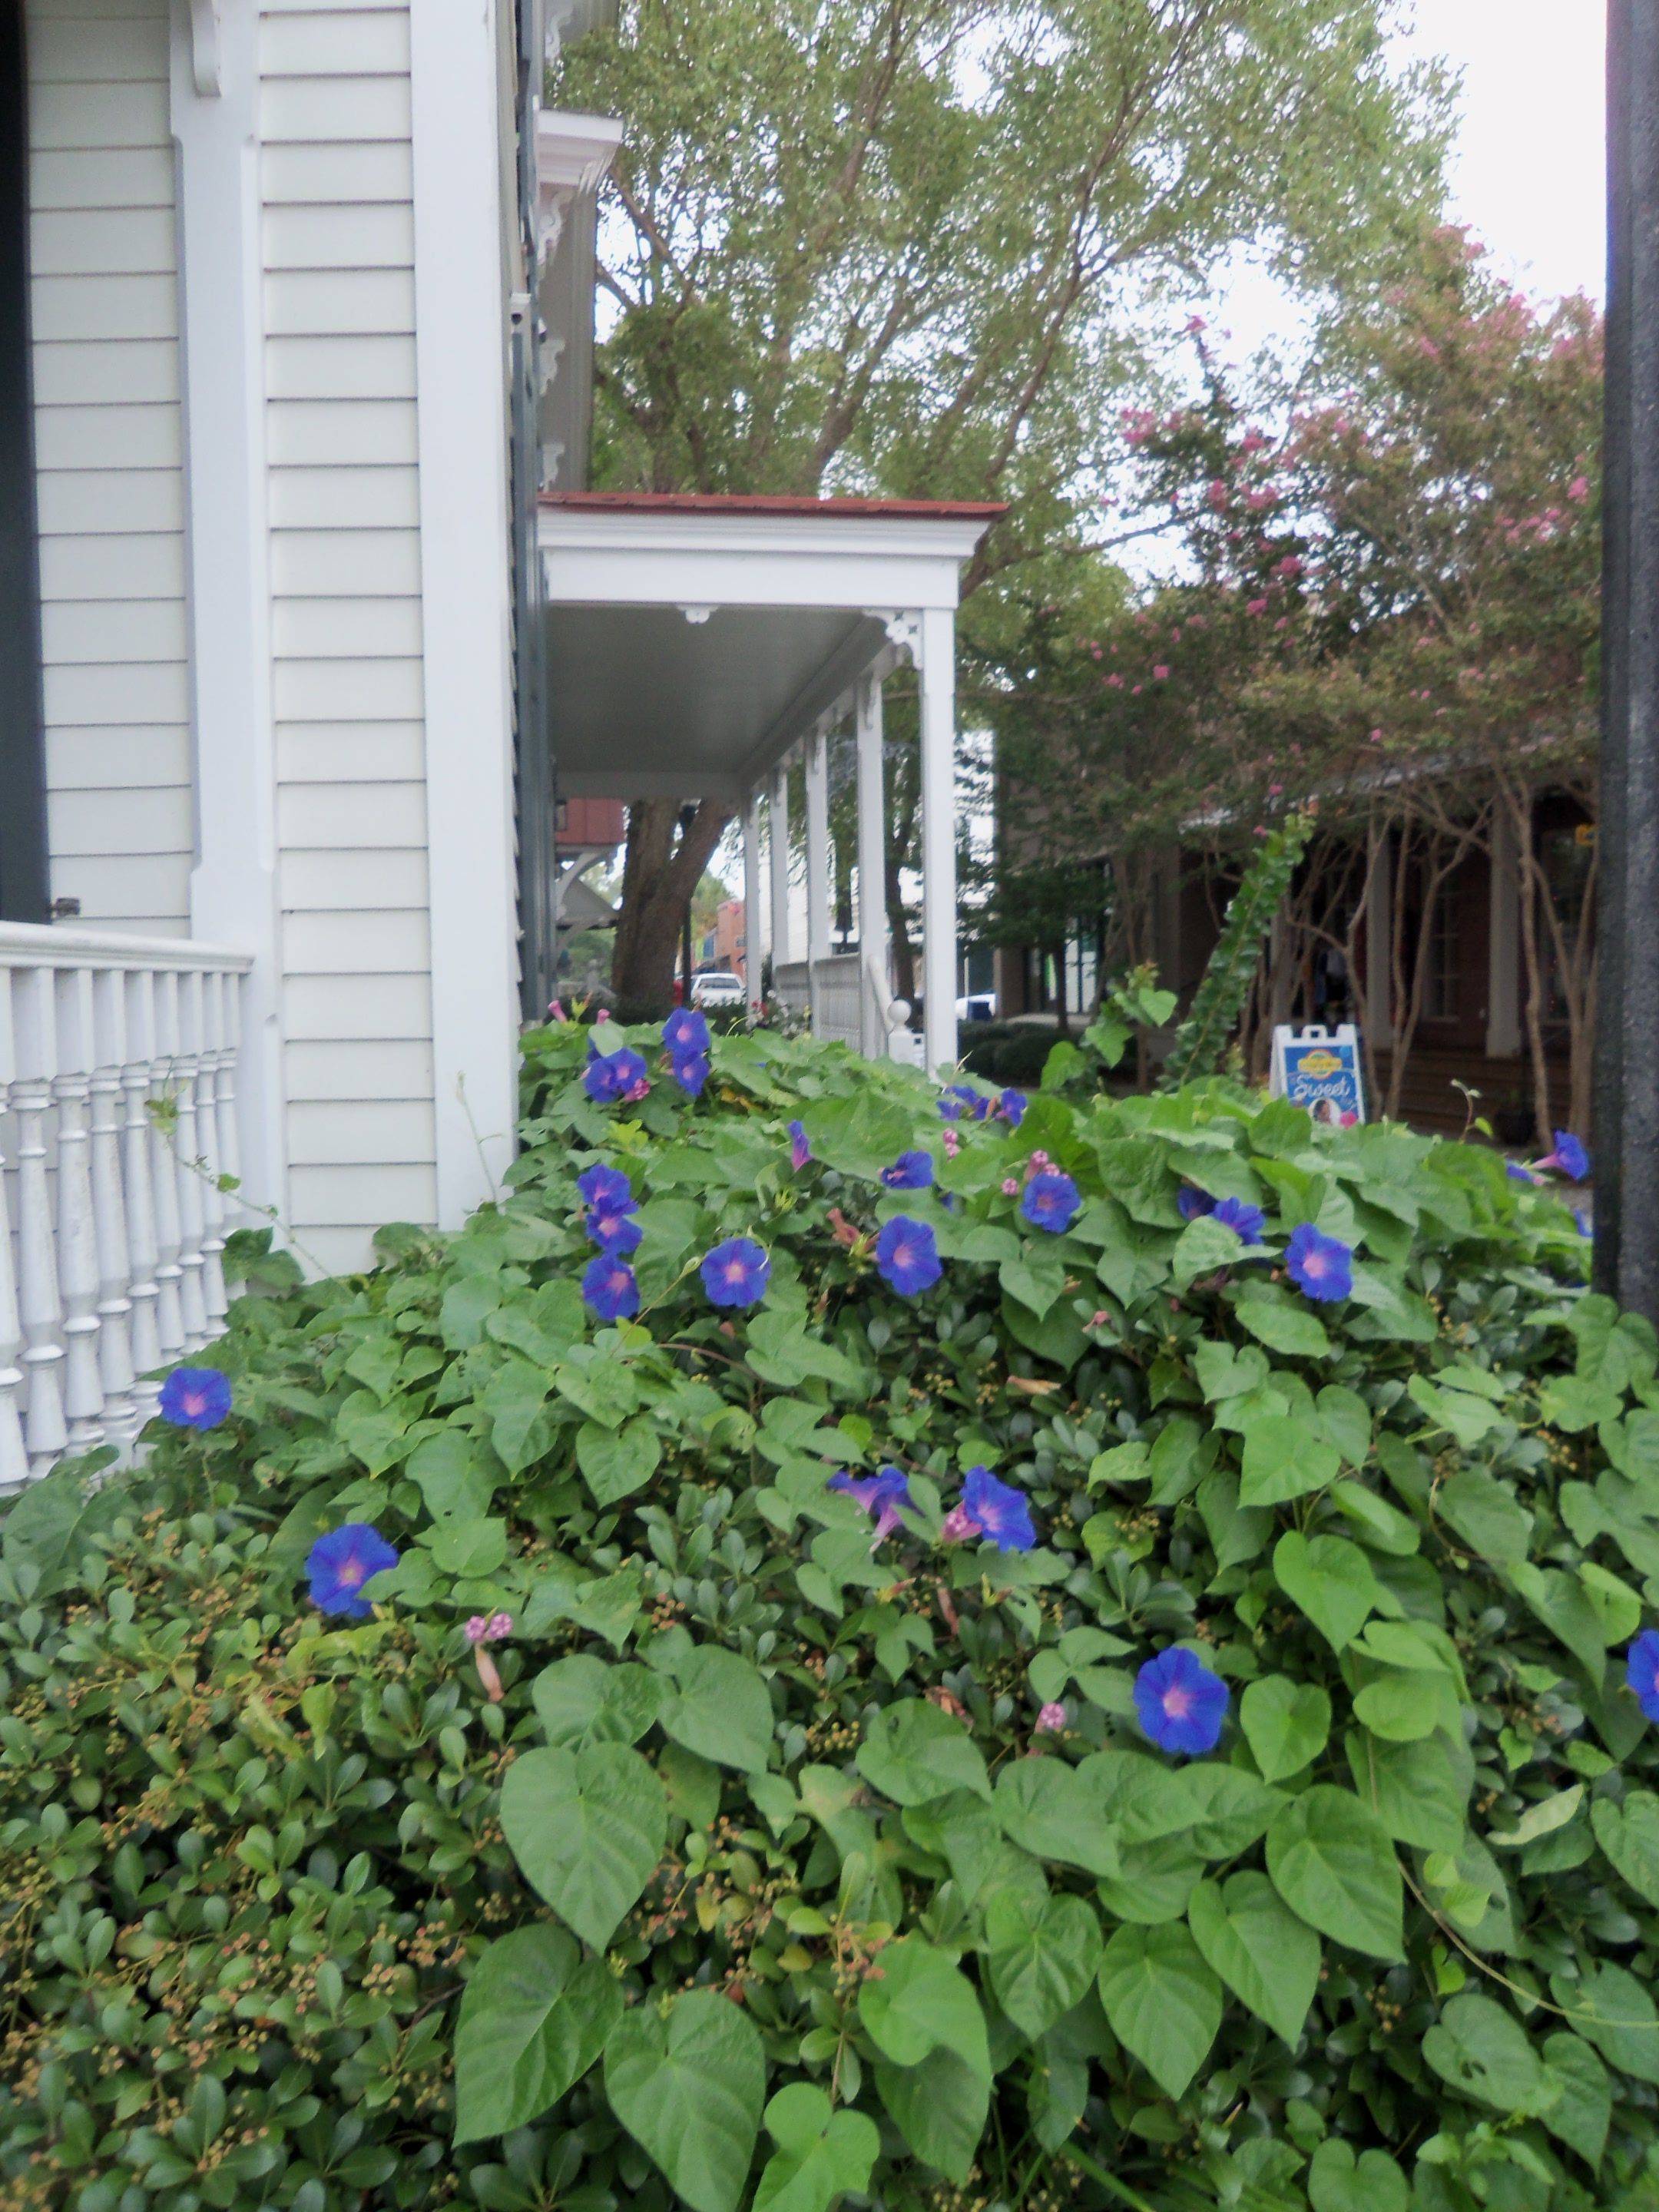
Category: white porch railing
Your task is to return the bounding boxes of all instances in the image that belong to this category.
[0,926,253,1492]
[774,951,921,1061]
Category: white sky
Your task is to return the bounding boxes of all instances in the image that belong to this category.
[1392,0,1605,303]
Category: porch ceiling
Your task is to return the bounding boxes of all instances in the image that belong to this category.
[537,492,1002,803]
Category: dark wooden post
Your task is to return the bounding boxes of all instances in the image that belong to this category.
[1598,0,1659,1322]
[0,0,50,923]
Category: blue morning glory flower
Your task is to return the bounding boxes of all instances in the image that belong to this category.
[663,1007,710,1058]
[306,1523,399,1621]
[577,1163,635,1215]
[671,1051,710,1098]
[700,1236,771,1309]
[1134,1647,1229,1757]
[1284,1222,1353,1303]
[875,1216,942,1296]
[1575,1209,1593,1239]
[788,1120,811,1171]
[1212,1196,1266,1242]
[584,1045,650,1104]
[585,1202,642,1254]
[939,1085,991,1123]
[830,1465,913,1541]
[880,1150,935,1190]
[1506,1161,1538,1186]
[996,1089,1028,1128]
[961,1465,1037,1552]
[1021,1171,1081,1234]
[1177,1186,1215,1221]
[1541,1130,1591,1181]
[1629,1631,1659,1723]
[582,1253,641,1321]
[158,1365,233,1430]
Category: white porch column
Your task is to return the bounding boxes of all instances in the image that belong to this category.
[411,0,520,1222]
[804,724,831,979]
[1364,826,1395,1046]
[919,609,959,1074]
[171,0,284,1229]
[770,764,792,973]
[742,794,763,1010]
[1486,806,1522,1058]
[855,674,889,1058]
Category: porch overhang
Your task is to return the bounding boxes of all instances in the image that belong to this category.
[536,490,1004,1078]
[536,492,999,802]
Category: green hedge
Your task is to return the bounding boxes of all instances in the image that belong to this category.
[956,1020,1066,1085]
[2,1021,1651,2212]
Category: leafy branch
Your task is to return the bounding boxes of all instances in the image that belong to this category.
[1159,810,1313,1086]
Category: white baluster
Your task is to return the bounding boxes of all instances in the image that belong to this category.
[120,970,164,1426]
[10,972,66,1472]
[52,969,105,1455]
[0,974,31,1492]
[168,971,208,1352]
[213,969,244,1266]
[88,969,137,1452]
[147,971,188,1367]
[189,972,228,1333]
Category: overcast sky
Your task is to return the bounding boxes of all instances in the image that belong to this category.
[1393,0,1605,303]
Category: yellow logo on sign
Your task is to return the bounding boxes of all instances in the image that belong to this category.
[1297,1048,1343,1078]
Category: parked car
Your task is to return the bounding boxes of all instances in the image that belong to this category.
[692,970,747,1008]
[956,991,997,1022]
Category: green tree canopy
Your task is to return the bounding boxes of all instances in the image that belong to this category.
[555,0,1452,1000]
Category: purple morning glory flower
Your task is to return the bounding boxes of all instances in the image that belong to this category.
[1541,1130,1591,1181]
[997,1090,1028,1127]
[1629,1632,1659,1723]
[577,1163,635,1214]
[306,1523,399,1621]
[1506,1161,1539,1186]
[586,1202,643,1254]
[880,1150,935,1190]
[830,1465,913,1541]
[960,1465,1037,1553]
[671,1052,710,1098]
[875,1216,942,1296]
[582,1253,641,1321]
[788,1120,811,1171]
[663,1007,711,1058]
[1134,1647,1230,1757]
[700,1236,771,1310]
[1575,1209,1593,1239]
[158,1365,233,1430]
[584,1045,650,1104]
[1283,1222,1353,1303]
[1212,1196,1266,1242]
[1021,1171,1081,1235]
[1177,1186,1216,1221]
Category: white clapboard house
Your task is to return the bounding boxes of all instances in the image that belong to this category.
[0,0,997,1485]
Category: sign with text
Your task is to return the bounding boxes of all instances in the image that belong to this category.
[1270,1023,1366,1126]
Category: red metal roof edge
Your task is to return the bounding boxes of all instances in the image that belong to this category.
[540,489,1008,522]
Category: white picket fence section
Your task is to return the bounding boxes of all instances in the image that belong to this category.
[0,926,253,1493]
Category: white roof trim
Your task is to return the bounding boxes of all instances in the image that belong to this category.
[538,502,985,613]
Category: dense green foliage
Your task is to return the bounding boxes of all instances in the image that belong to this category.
[4,1025,1657,2212]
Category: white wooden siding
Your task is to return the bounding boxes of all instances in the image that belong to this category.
[26,0,194,935]
[261,0,437,1267]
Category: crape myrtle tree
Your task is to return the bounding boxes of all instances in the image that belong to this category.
[551,0,1452,1005]
[987,225,1602,1133]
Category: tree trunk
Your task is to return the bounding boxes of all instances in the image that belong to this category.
[887,872,916,1007]
[611,796,732,1005]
